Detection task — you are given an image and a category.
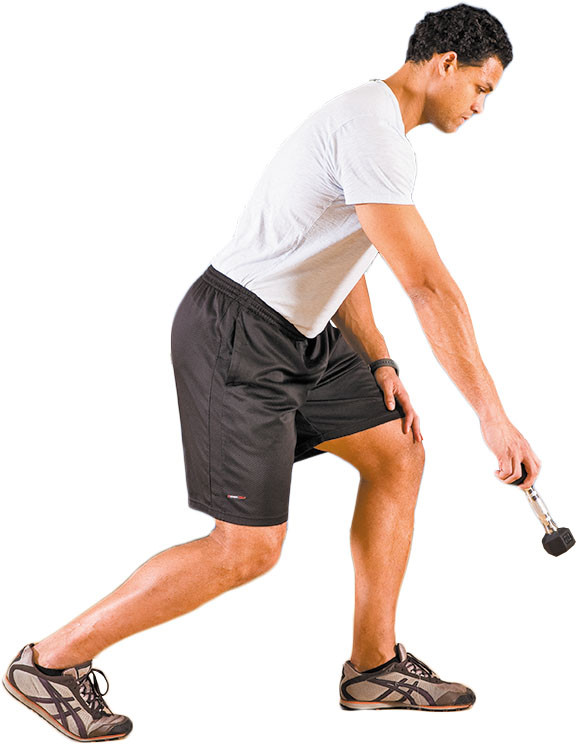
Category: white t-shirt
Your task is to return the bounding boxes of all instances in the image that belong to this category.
[210,79,417,338]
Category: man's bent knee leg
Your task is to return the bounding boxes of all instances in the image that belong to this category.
[208,519,287,585]
[317,417,425,486]
[366,424,425,486]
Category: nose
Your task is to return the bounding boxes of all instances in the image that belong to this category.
[472,97,485,115]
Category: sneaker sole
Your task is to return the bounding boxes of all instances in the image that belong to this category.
[340,699,474,711]
[3,674,131,741]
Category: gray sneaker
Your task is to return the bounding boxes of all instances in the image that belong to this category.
[3,643,133,741]
[340,642,476,711]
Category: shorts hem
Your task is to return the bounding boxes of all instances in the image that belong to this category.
[188,498,289,526]
[295,409,405,459]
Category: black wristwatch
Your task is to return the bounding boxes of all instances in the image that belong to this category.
[369,358,400,378]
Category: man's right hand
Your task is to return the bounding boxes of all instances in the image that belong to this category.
[479,413,541,490]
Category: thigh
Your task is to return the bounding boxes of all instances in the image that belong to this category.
[171,275,310,526]
[294,328,406,462]
[211,519,288,554]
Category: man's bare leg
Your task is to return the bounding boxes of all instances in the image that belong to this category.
[32,520,287,669]
[315,417,424,670]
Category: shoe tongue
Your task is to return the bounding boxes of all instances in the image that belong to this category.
[63,660,93,680]
[395,642,408,663]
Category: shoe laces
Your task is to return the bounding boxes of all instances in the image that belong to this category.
[404,652,438,679]
[77,668,110,718]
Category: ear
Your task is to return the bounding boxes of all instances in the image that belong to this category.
[439,51,458,79]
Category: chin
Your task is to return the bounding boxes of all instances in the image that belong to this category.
[432,120,457,134]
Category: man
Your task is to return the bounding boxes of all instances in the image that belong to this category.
[4,3,541,737]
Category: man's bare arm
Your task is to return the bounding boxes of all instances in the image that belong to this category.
[331,274,391,364]
[355,203,504,419]
[353,202,541,487]
[332,273,422,441]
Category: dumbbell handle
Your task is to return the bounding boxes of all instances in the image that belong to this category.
[511,464,558,535]
[522,487,558,535]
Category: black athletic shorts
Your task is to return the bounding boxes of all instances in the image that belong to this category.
[170,264,405,526]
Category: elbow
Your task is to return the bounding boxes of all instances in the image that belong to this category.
[407,282,442,305]
[407,278,463,310]
[406,267,459,304]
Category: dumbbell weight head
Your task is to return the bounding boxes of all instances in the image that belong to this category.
[542,528,575,556]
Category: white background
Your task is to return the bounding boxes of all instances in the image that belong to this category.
[1,1,574,742]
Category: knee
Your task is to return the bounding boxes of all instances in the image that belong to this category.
[209,520,287,585]
[406,436,426,474]
[361,433,425,484]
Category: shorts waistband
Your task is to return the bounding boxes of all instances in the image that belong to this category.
[201,264,308,342]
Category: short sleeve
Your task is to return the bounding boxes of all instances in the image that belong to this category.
[330,115,416,206]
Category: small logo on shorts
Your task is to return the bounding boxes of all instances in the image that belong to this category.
[226,494,247,500]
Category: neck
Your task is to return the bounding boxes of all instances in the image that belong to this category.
[383,62,430,134]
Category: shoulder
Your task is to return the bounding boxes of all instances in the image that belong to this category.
[321,81,405,136]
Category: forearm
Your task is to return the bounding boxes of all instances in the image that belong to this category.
[410,280,507,421]
[331,276,390,364]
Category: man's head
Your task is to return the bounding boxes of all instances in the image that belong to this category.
[405,4,512,132]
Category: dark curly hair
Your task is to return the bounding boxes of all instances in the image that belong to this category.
[406,4,513,69]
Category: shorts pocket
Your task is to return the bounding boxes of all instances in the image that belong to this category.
[224,311,248,385]
[223,309,301,387]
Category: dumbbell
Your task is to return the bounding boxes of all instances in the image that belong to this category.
[511,463,574,556]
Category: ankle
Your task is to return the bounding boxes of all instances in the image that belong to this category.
[33,641,80,670]
[350,648,396,672]
[32,643,59,668]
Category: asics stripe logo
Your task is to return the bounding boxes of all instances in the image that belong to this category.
[9,667,89,738]
[342,676,436,706]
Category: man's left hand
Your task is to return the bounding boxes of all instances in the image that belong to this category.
[373,367,423,443]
